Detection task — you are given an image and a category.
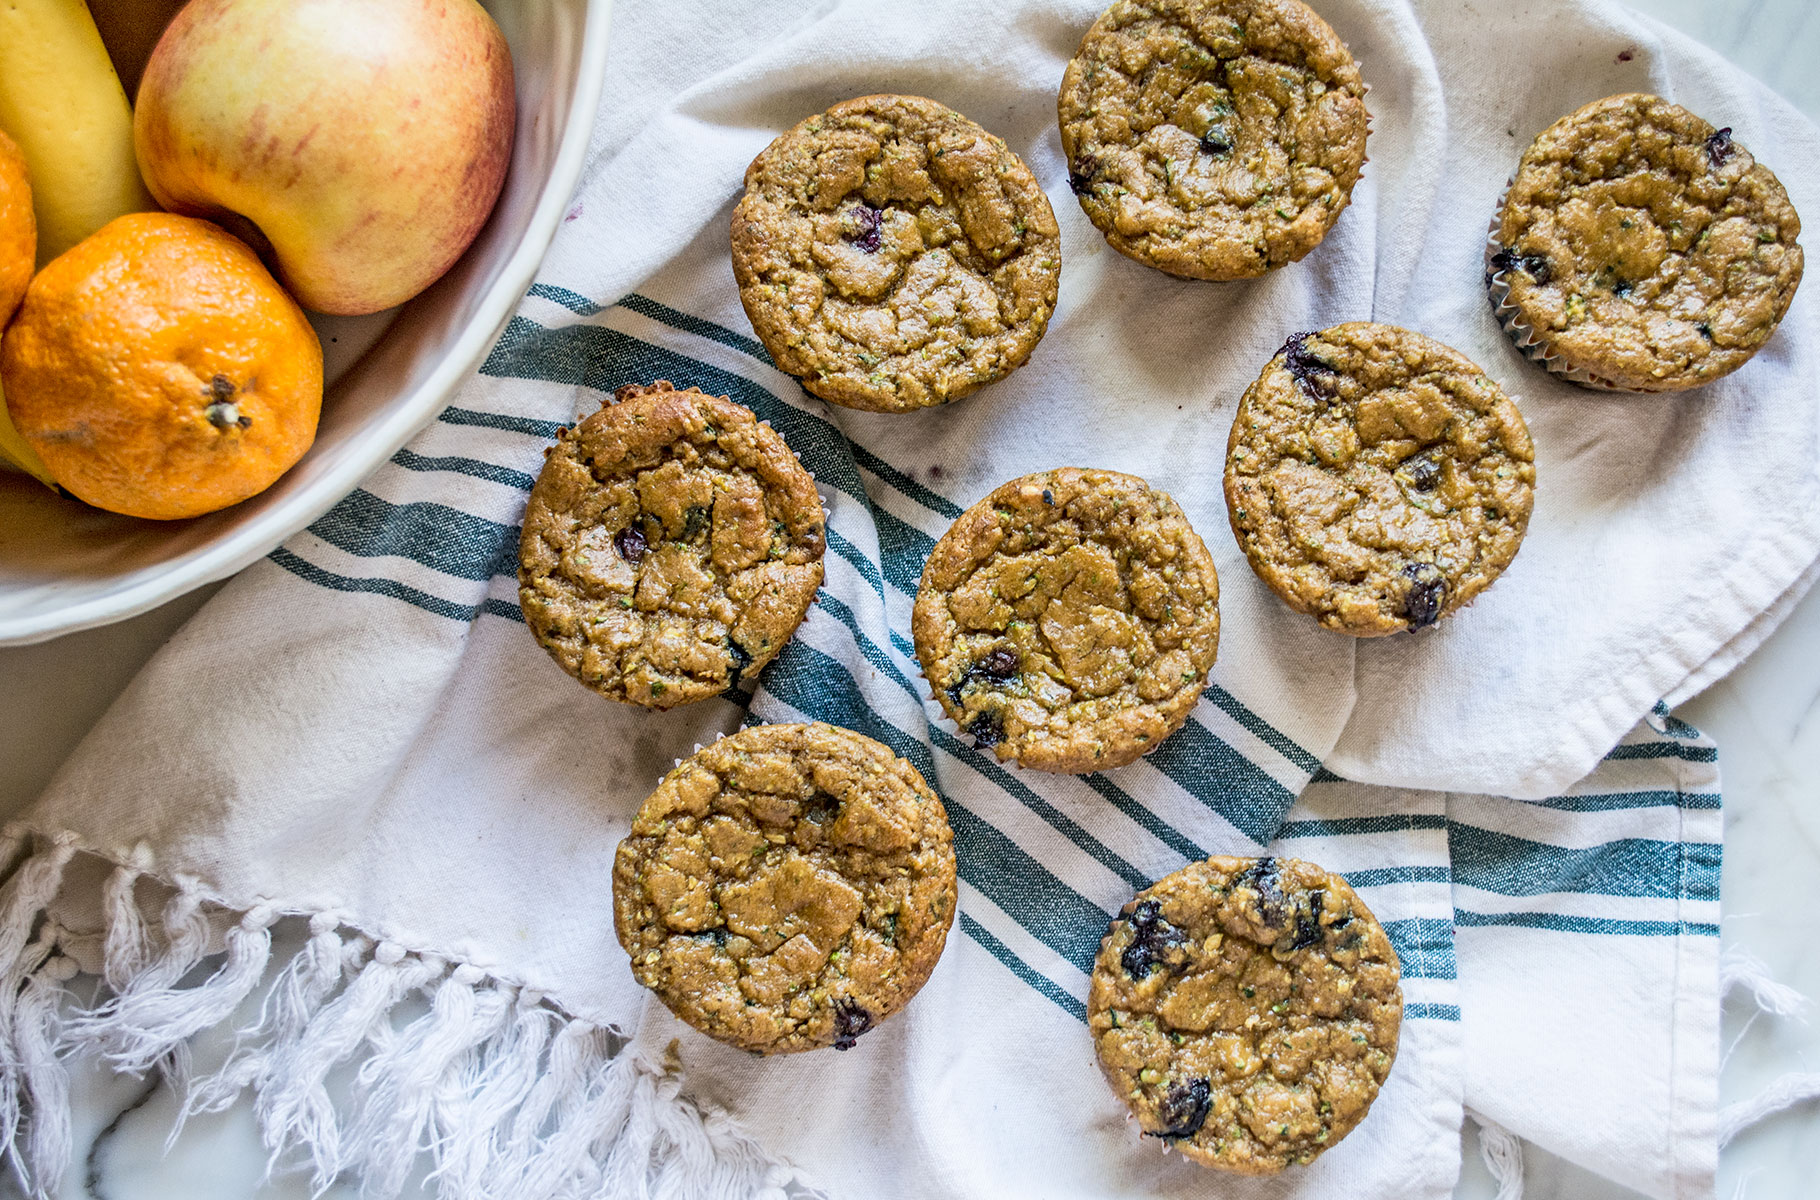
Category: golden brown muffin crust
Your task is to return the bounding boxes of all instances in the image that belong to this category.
[613,722,958,1053]
[518,382,825,708]
[732,94,1061,412]
[913,467,1220,773]
[1058,0,1370,280]
[1089,856,1402,1173]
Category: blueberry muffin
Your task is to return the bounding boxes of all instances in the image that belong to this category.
[518,381,825,708]
[731,94,1061,412]
[613,722,958,1053]
[1489,93,1803,392]
[1059,0,1370,280]
[913,467,1220,773]
[1225,324,1536,636]
[1090,856,1402,1172]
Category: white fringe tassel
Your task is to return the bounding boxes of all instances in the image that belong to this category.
[1469,1111,1524,1200]
[1721,1070,1820,1147]
[1719,945,1808,1021]
[0,839,794,1200]
[1718,944,1820,1149]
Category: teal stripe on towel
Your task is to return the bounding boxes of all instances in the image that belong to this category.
[1404,1003,1462,1022]
[1140,719,1296,847]
[1344,866,1452,889]
[1455,910,1720,938]
[959,914,1087,1022]
[1449,825,1721,902]
[618,291,774,364]
[269,547,484,622]
[392,447,537,492]
[1202,682,1323,776]
[528,281,605,316]
[1604,741,1718,764]
[307,490,518,584]
[1530,790,1721,812]
[1382,917,1459,982]
[439,403,566,439]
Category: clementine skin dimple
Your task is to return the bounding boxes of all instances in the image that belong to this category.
[0,211,323,519]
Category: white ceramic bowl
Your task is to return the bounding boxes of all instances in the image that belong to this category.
[0,0,612,646]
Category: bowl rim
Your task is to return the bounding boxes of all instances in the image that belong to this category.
[0,0,614,648]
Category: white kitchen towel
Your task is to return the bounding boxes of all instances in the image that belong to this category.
[1451,707,1724,1200]
[0,0,1791,1197]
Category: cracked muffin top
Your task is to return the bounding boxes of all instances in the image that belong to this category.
[912,467,1220,774]
[1089,855,1402,1174]
[518,381,824,709]
[1491,92,1803,392]
[731,93,1061,412]
[1225,324,1536,637]
[612,722,958,1054]
[1058,0,1370,280]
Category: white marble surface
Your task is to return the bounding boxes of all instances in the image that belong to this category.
[2,1,1817,1197]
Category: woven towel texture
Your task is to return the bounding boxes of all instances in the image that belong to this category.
[9,2,1795,1197]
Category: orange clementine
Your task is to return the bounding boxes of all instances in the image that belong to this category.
[0,211,322,519]
[0,128,32,320]
[0,129,57,488]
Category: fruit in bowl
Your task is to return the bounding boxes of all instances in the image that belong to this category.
[0,133,35,329]
[0,0,157,265]
[0,0,518,512]
[0,0,607,643]
[1,212,322,520]
[134,0,516,316]
[0,132,32,319]
[0,129,56,488]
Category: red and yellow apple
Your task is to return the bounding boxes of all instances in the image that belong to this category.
[133,0,514,316]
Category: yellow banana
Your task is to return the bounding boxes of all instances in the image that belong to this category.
[0,377,56,488]
[0,0,156,264]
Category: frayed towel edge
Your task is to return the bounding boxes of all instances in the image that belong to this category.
[0,827,806,1200]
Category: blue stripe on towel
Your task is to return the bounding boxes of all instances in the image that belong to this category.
[1449,825,1721,902]
[1453,911,1720,938]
